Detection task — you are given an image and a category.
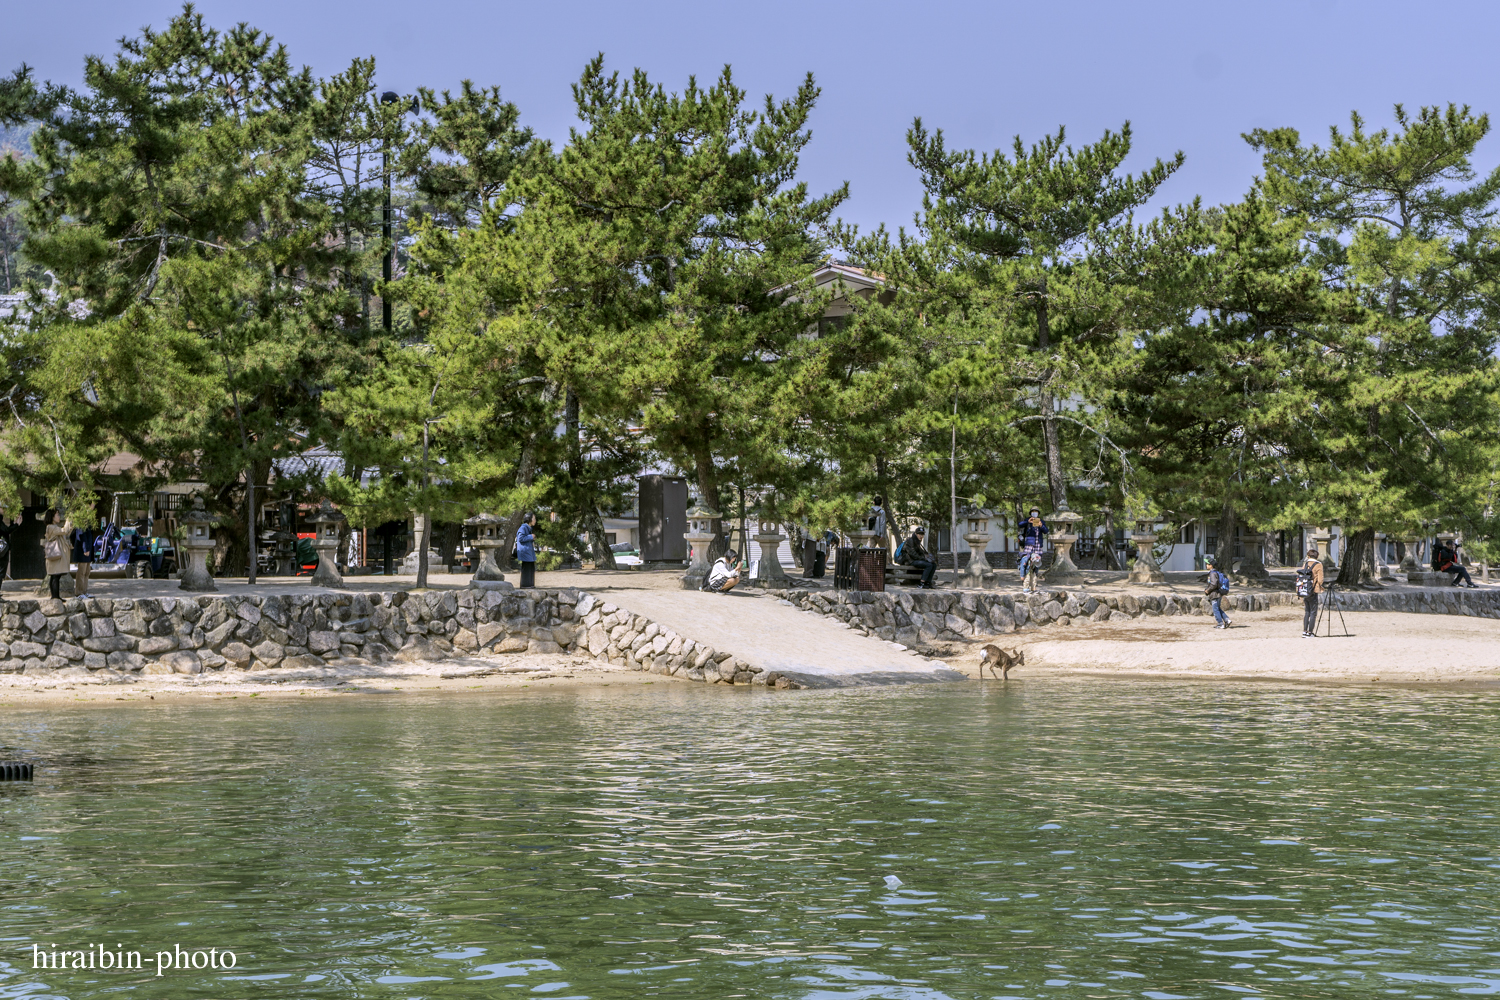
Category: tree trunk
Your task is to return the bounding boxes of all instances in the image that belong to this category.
[1337,526,1375,588]
[1035,292,1067,511]
[437,521,461,569]
[787,523,805,570]
[1215,500,1236,571]
[1101,508,1120,570]
[501,434,537,572]
[694,447,727,561]
[1262,529,1280,568]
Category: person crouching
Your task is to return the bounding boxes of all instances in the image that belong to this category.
[703,550,743,594]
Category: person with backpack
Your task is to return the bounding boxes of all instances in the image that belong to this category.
[1204,554,1232,629]
[897,525,937,589]
[1435,542,1477,589]
[1295,547,1325,637]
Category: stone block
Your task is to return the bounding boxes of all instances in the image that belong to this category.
[528,639,562,655]
[113,611,147,636]
[495,635,529,653]
[587,625,609,657]
[453,630,479,652]
[307,631,340,654]
[199,652,226,670]
[220,642,254,668]
[10,640,46,659]
[106,651,147,671]
[161,651,202,674]
[1089,603,1111,622]
[22,610,46,633]
[1109,610,1133,622]
[944,613,973,636]
[52,641,85,661]
[138,636,178,655]
[67,613,90,639]
[236,602,263,624]
[83,635,136,653]
[82,652,108,670]
[205,620,236,648]
[251,641,285,665]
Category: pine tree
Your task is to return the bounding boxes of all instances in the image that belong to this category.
[903,121,1183,513]
[1247,105,1500,584]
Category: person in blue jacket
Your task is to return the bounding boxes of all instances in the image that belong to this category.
[515,513,537,588]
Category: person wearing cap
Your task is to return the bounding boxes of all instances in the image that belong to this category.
[703,549,744,594]
[1017,507,1049,594]
[1204,554,1232,628]
[901,525,937,589]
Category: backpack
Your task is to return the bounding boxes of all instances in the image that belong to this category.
[1294,564,1315,597]
[1216,570,1230,594]
[894,541,909,565]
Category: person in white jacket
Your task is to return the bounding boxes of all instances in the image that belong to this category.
[703,550,743,594]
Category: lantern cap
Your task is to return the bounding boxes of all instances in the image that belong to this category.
[181,496,215,525]
[464,511,501,526]
[309,499,346,526]
[687,505,721,520]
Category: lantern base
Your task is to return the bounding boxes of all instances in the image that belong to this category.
[178,551,217,593]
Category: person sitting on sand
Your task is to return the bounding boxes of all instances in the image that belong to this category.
[703,550,743,594]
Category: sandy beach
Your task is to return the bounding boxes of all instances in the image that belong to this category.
[2,601,1495,706]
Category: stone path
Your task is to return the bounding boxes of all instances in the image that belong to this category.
[605,588,966,688]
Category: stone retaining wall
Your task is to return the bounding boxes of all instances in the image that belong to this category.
[777,585,1500,647]
[0,587,773,686]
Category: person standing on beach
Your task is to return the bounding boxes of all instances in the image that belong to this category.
[515,513,537,588]
[1297,547,1325,637]
[41,509,71,600]
[1204,554,1232,629]
[1017,508,1049,594]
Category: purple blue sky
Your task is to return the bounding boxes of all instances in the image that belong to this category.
[5,0,1497,234]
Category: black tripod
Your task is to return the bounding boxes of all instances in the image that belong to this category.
[1316,584,1352,637]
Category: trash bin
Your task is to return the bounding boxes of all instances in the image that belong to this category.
[834,547,857,590]
[856,546,886,592]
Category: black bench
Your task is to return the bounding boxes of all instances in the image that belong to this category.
[885,563,926,588]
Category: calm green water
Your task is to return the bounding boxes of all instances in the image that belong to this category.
[3,681,1500,999]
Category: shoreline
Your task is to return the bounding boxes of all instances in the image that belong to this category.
[2,605,1496,705]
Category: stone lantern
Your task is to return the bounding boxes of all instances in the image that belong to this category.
[682,505,720,590]
[1127,518,1166,584]
[1047,507,1084,581]
[1237,530,1268,580]
[1397,533,1422,575]
[465,512,506,583]
[1373,531,1395,580]
[751,514,788,586]
[959,508,994,589]
[308,500,346,588]
[177,496,218,593]
[1312,525,1337,572]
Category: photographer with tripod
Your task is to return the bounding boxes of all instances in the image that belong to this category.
[1296,547,1324,638]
